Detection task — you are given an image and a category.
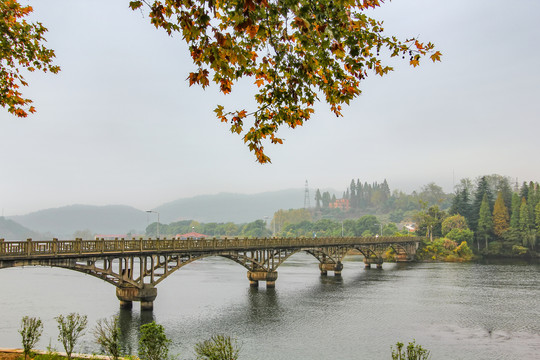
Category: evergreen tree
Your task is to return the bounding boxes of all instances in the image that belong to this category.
[492,191,509,239]
[510,192,521,229]
[356,179,362,208]
[449,186,472,223]
[381,179,391,202]
[493,175,513,211]
[519,182,529,200]
[519,198,531,233]
[349,179,357,208]
[519,197,535,250]
[535,202,540,237]
[470,176,493,232]
[477,193,493,250]
[315,189,322,209]
[321,191,331,208]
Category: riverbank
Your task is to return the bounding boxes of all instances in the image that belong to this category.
[0,348,124,360]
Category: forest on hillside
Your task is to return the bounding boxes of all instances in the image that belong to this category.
[146,174,539,258]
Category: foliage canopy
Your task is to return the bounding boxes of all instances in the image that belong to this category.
[1,0,440,163]
[129,0,440,162]
[0,0,59,117]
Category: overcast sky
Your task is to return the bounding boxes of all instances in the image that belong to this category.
[1,0,539,216]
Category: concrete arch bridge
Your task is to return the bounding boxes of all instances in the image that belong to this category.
[0,236,422,310]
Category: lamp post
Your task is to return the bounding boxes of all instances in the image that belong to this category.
[375,223,383,237]
[146,210,160,239]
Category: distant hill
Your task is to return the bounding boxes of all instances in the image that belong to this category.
[6,189,310,238]
[154,189,306,223]
[0,217,41,241]
[9,205,148,239]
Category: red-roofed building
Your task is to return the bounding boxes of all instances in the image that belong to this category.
[329,198,350,211]
[175,232,208,240]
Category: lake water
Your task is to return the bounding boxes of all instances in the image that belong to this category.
[0,254,539,359]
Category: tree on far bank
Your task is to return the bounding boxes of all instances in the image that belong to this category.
[470,176,493,233]
[414,204,446,241]
[477,193,493,250]
[519,197,536,250]
[441,214,468,237]
[510,193,521,229]
[492,191,510,239]
[449,179,472,224]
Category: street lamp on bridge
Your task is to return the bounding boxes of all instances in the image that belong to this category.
[146,210,160,239]
[374,223,383,237]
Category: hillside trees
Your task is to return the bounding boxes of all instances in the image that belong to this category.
[414,204,446,241]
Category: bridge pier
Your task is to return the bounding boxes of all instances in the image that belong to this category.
[247,271,278,288]
[319,261,343,276]
[364,258,383,269]
[116,286,157,311]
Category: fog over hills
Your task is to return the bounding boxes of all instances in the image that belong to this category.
[0,217,41,241]
[5,189,313,238]
[9,205,149,239]
[155,189,306,224]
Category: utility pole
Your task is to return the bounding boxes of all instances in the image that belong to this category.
[304,180,311,209]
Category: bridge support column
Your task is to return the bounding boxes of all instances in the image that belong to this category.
[247,271,278,288]
[319,261,343,276]
[116,286,157,311]
[364,258,383,269]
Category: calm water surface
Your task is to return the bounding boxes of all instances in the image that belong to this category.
[0,254,539,359]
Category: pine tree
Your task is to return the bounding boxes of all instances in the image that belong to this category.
[510,192,521,229]
[519,182,529,201]
[470,176,493,232]
[519,197,535,249]
[492,191,509,239]
[449,186,472,223]
[535,202,540,237]
[477,193,493,250]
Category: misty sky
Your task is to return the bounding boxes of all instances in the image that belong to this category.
[1,0,539,216]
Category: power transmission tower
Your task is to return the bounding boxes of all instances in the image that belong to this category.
[304,180,311,209]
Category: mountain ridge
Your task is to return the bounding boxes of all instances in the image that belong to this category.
[5,189,321,238]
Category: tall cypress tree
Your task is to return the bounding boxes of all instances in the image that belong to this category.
[349,179,356,208]
[315,189,322,209]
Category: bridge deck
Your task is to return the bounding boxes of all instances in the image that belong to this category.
[0,236,422,260]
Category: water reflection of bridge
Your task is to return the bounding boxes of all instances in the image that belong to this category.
[0,236,422,310]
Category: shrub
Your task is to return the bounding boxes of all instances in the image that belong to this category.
[391,340,431,360]
[139,322,172,360]
[56,313,88,360]
[19,316,43,360]
[94,316,122,360]
[194,334,240,360]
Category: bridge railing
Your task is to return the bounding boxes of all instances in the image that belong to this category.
[0,236,423,259]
